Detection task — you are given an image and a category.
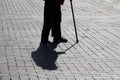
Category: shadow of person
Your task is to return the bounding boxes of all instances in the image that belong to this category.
[31,43,64,70]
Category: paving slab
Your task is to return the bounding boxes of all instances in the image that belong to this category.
[0,0,120,80]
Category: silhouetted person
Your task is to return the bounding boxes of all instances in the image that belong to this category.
[41,0,68,44]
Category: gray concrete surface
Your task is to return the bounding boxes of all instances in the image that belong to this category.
[0,0,120,80]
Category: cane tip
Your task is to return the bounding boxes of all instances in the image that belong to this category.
[76,40,79,43]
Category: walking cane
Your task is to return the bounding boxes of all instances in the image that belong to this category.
[64,0,79,52]
[70,0,79,43]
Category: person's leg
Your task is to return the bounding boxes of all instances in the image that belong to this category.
[52,5,67,43]
[51,4,61,38]
[41,2,53,44]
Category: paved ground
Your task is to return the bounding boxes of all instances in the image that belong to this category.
[0,0,120,80]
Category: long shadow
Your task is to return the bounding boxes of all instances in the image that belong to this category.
[64,42,78,52]
[31,43,64,70]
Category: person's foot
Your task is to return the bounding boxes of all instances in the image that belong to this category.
[41,40,51,45]
[53,37,68,44]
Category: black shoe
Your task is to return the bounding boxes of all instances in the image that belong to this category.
[41,40,51,45]
[53,37,68,44]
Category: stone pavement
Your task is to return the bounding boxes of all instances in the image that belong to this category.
[0,0,120,80]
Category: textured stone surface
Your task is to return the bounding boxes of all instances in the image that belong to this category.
[0,0,120,80]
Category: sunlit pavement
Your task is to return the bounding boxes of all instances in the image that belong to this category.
[0,0,120,80]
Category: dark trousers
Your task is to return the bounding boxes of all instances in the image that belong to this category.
[41,1,62,42]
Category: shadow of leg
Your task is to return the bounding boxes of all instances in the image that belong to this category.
[31,43,63,70]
